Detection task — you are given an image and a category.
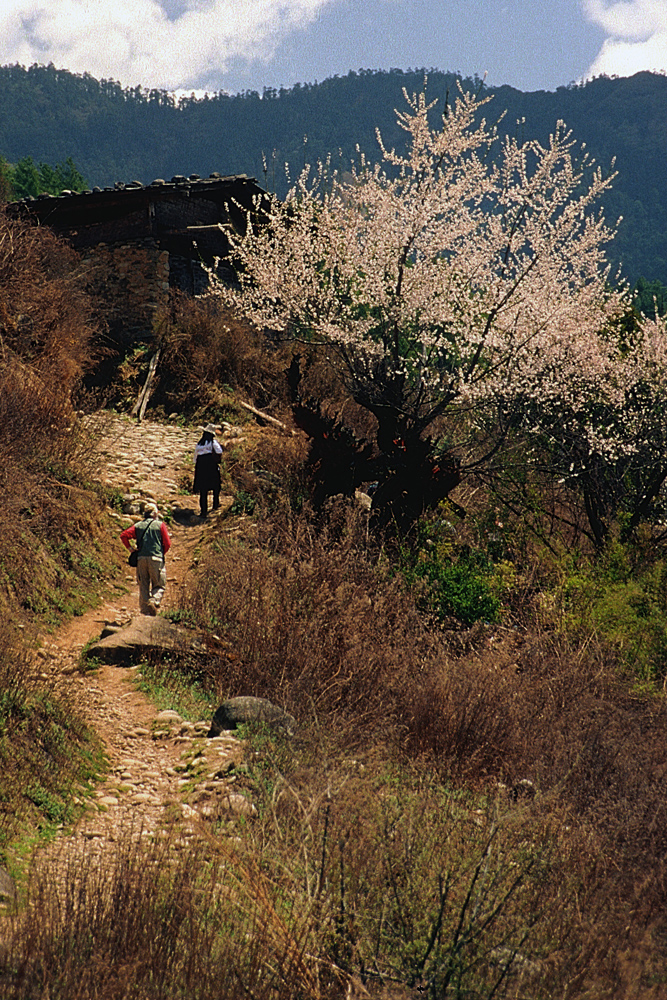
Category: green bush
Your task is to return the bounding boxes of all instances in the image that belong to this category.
[554,542,667,685]
[399,514,503,626]
[419,554,502,625]
[229,489,257,515]
[25,785,69,826]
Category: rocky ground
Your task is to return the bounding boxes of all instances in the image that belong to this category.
[24,411,257,883]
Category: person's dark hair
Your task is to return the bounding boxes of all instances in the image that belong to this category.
[198,432,214,445]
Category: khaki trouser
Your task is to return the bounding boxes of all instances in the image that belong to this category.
[136,556,166,614]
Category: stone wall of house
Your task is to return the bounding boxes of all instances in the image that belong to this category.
[81,239,170,345]
[68,208,152,248]
[168,254,211,296]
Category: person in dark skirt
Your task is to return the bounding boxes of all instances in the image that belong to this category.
[193,423,223,517]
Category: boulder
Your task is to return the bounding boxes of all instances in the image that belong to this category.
[85,616,206,666]
[208,696,296,737]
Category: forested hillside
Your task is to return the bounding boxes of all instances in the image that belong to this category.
[1,63,666,283]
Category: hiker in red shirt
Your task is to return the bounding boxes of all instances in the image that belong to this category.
[120,503,171,616]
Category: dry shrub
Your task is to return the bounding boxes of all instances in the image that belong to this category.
[2,758,595,1000]
[405,655,522,780]
[249,770,560,998]
[179,500,437,737]
[3,834,339,1000]
[405,626,667,950]
[0,208,110,619]
[4,748,661,1000]
[0,209,92,392]
[0,457,107,618]
[233,717,653,999]
[0,206,95,457]
[154,294,294,417]
[0,378,110,620]
[403,630,616,783]
[224,424,310,503]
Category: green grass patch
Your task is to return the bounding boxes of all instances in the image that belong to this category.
[133,658,217,722]
[229,489,257,516]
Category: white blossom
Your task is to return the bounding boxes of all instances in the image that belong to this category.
[206,84,667,506]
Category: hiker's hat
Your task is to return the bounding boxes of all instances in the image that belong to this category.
[203,423,218,434]
[143,503,159,517]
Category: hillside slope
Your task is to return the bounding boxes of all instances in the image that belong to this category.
[0,64,666,283]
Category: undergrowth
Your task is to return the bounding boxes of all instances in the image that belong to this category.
[2,228,667,996]
[0,623,105,867]
[0,209,111,883]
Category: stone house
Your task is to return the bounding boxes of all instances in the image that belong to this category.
[9,172,268,344]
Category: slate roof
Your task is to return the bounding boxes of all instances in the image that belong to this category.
[8,172,269,245]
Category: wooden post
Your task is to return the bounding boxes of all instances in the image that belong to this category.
[131,348,161,422]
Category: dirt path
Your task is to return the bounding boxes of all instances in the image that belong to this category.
[27,412,250,875]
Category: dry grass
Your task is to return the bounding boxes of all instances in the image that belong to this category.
[2,831,365,1000]
[155,494,667,997]
[3,731,662,999]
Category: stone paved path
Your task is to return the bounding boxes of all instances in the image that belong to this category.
[25,412,254,883]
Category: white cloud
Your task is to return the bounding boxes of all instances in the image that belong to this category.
[0,0,340,91]
[584,0,667,77]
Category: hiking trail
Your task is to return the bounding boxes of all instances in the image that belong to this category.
[26,411,251,879]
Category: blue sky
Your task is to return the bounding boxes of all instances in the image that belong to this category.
[0,0,665,95]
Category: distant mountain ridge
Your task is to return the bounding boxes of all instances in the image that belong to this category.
[1,63,666,284]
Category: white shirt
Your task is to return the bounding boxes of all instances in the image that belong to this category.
[195,440,223,459]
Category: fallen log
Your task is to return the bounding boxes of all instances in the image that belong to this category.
[239,400,294,436]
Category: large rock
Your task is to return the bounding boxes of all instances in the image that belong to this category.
[208,696,296,737]
[85,616,206,666]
